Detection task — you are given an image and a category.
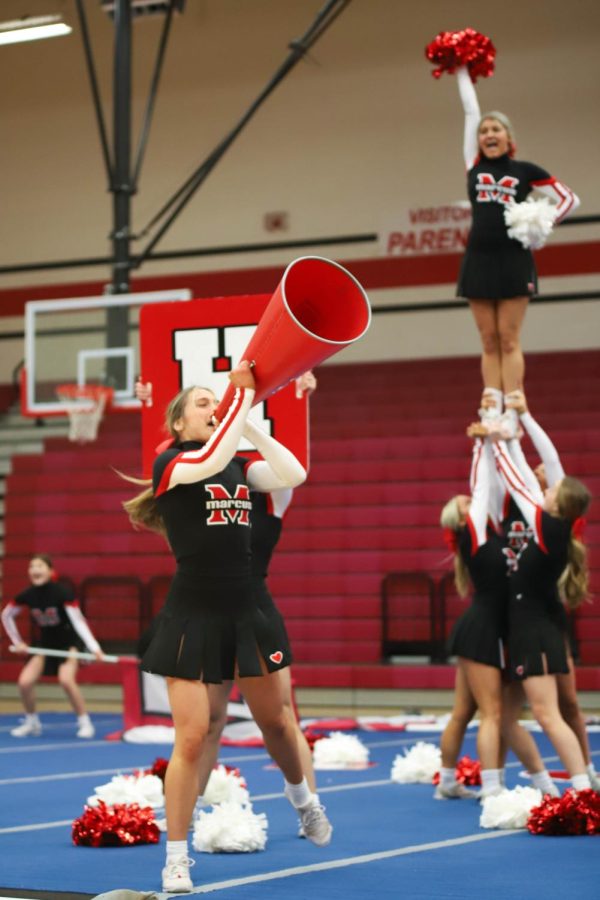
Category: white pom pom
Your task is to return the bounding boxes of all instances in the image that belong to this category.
[201,764,249,805]
[390,741,441,784]
[312,732,370,768]
[479,786,542,829]
[87,773,164,809]
[503,198,556,250]
[193,802,268,853]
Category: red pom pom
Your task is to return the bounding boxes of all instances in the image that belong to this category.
[425,28,496,82]
[144,757,169,782]
[455,755,482,786]
[527,789,600,835]
[303,728,327,751]
[72,801,160,847]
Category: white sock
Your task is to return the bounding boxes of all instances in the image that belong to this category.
[77,714,91,725]
[498,767,506,786]
[586,762,597,778]
[571,773,591,791]
[440,767,457,788]
[285,777,312,809]
[166,839,188,863]
[531,769,556,794]
[481,769,502,793]
[26,713,41,725]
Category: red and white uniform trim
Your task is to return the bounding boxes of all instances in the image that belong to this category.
[155,387,254,496]
[530,178,580,223]
[492,440,547,553]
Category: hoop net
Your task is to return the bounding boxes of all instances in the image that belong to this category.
[55,384,114,444]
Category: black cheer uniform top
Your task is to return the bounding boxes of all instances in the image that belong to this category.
[154,442,252,579]
[466,156,552,251]
[493,440,571,680]
[14,581,80,651]
[458,156,552,300]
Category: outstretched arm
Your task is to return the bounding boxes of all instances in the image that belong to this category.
[505,390,565,488]
[467,438,491,550]
[492,439,541,536]
[457,66,480,169]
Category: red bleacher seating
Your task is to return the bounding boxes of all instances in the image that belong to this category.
[1,349,599,689]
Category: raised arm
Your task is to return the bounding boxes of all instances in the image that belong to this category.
[457,66,481,170]
[243,419,306,492]
[506,390,565,488]
[506,437,544,505]
[467,438,491,550]
[492,439,541,534]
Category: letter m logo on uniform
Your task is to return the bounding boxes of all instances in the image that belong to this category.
[476,174,519,205]
[205,484,252,526]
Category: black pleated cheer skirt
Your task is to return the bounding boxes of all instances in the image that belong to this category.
[141,571,292,683]
[448,604,505,669]
[457,242,537,300]
[507,607,569,681]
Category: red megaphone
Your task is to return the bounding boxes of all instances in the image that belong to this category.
[214,256,371,420]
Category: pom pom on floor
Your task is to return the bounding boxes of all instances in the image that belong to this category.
[192,802,268,853]
[504,198,555,249]
[391,741,441,784]
[480,786,542,829]
[72,802,160,847]
[201,764,250,805]
[87,774,164,810]
[527,788,600,835]
[312,731,370,768]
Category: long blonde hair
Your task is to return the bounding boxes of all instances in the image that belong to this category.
[121,386,212,535]
[555,476,591,609]
[440,497,470,598]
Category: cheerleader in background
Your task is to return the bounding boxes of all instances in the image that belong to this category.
[491,432,592,791]
[438,432,558,800]
[498,389,600,790]
[1,554,103,739]
[455,65,580,417]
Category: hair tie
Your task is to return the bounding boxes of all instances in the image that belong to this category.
[571,516,587,542]
[443,527,458,554]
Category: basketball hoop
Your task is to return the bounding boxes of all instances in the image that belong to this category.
[55,384,114,444]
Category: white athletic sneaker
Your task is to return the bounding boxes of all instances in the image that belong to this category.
[11,718,42,738]
[76,720,95,739]
[434,782,478,800]
[161,856,194,893]
[296,799,333,847]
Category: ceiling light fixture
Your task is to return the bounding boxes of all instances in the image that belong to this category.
[0,15,72,47]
